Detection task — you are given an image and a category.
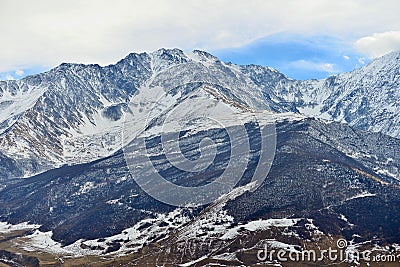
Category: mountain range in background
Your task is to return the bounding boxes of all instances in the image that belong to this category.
[0,49,399,266]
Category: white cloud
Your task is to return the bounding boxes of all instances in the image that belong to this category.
[5,74,14,80]
[0,0,400,72]
[15,70,24,76]
[343,55,350,60]
[289,60,337,73]
[354,31,400,58]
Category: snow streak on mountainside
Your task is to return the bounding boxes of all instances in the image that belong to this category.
[0,48,399,178]
[243,51,400,138]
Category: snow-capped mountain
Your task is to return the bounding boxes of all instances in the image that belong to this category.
[243,50,400,138]
[0,53,151,178]
[0,48,400,266]
[0,49,276,178]
[0,49,399,179]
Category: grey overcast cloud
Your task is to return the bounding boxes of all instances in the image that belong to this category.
[1,0,400,76]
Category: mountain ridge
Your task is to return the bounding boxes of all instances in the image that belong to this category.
[0,48,399,180]
[242,50,400,137]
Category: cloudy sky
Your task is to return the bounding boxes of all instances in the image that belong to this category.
[1,0,400,80]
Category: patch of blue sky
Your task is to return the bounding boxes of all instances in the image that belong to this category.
[212,33,370,80]
[0,66,49,81]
